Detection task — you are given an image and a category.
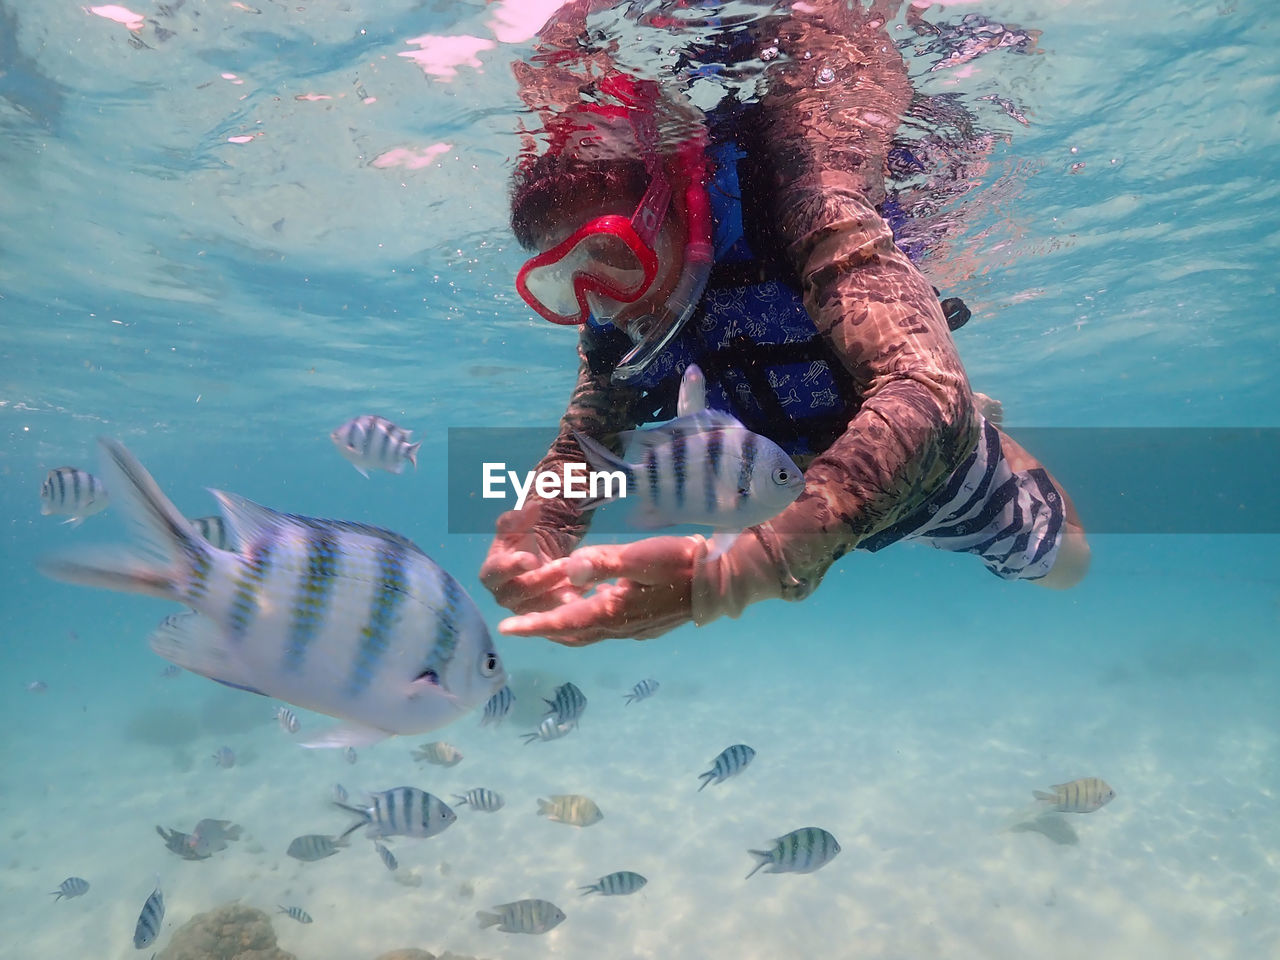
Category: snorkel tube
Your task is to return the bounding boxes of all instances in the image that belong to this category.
[612,137,713,385]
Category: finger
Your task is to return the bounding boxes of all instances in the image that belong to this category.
[564,537,692,586]
[479,550,541,590]
[498,587,626,638]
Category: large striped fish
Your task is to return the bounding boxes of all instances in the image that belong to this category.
[38,439,506,748]
[336,786,456,840]
[1033,777,1116,813]
[745,826,841,879]
[574,364,804,559]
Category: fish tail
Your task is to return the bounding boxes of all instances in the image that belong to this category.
[406,441,421,468]
[696,772,714,792]
[38,439,207,603]
[535,798,552,816]
[578,885,599,897]
[475,910,501,929]
[333,802,370,841]
[745,850,772,879]
[1032,790,1058,804]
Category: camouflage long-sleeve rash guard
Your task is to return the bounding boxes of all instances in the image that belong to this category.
[513,1,981,612]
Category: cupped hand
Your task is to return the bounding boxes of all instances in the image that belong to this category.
[479,508,584,616]
[497,535,703,646]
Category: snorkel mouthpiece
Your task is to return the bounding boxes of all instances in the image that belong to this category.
[612,139,713,385]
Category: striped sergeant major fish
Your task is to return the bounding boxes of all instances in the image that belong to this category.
[330,415,421,478]
[133,883,165,949]
[278,905,313,924]
[476,899,566,935]
[411,740,462,766]
[480,684,514,726]
[580,870,646,896]
[624,678,659,704]
[287,834,345,861]
[1033,777,1116,813]
[536,794,602,827]
[190,515,232,550]
[37,439,506,750]
[276,706,300,734]
[374,841,398,871]
[39,466,109,527]
[521,716,574,744]
[51,876,90,900]
[453,787,504,812]
[745,826,841,879]
[573,364,804,560]
[697,743,755,791]
[543,681,587,725]
[336,786,456,841]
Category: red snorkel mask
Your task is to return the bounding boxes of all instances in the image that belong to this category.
[514,77,714,382]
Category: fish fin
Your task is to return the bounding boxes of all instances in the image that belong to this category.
[1032,790,1058,803]
[475,910,501,929]
[148,613,262,692]
[745,849,773,879]
[209,489,285,549]
[38,439,206,603]
[62,516,84,528]
[355,465,370,478]
[406,441,421,468]
[676,363,706,417]
[298,721,392,750]
[696,772,715,792]
[705,530,741,562]
[572,432,634,494]
[578,885,599,896]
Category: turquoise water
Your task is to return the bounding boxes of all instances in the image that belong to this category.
[2,1,1278,958]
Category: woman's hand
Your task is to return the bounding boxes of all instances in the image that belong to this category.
[497,535,702,646]
[479,508,584,616]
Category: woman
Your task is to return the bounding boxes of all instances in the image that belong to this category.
[482,0,1089,646]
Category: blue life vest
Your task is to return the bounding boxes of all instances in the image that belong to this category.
[585,130,859,457]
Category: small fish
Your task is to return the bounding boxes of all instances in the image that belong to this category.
[336,786,456,840]
[159,664,182,678]
[192,819,241,852]
[39,466,109,526]
[26,680,48,693]
[374,841,398,871]
[286,834,344,861]
[344,747,358,764]
[536,794,602,827]
[476,899,565,935]
[480,684,514,726]
[275,706,300,735]
[190,515,233,550]
[37,439,506,750]
[521,716,574,744]
[1033,777,1116,813]
[580,870,647,896]
[133,884,165,949]
[211,746,236,769]
[543,681,587,725]
[156,825,213,861]
[330,415,421,478]
[623,679,659,704]
[453,788,504,812]
[332,783,349,804]
[411,740,462,766]
[574,364,804,560]
[51,877,90,900]
[278,905,313,924]
[698,744,755,791]
[745,827,841,879]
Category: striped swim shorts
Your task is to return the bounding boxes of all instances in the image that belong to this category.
[859,416,1065,581]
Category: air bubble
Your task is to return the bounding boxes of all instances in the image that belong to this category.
[817,66,835,85]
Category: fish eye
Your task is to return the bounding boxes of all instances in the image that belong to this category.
[771,467,791,485]
[479,651,501,677]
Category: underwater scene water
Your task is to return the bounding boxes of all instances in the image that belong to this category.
[1,1,1278,958]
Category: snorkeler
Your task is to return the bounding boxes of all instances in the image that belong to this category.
[481,0,1089,646]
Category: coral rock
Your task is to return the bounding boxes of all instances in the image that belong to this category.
[155,903,297,960]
